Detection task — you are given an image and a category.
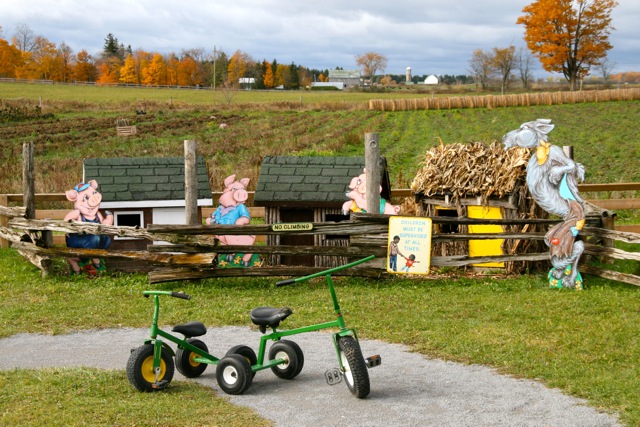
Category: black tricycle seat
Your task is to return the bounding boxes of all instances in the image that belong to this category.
[172,321,207,337]
[250,306,292,333]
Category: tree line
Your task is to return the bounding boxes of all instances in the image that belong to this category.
[0,1,623,91]
[0,26,332,89]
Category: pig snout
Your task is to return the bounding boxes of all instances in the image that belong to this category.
[233,188,248,203]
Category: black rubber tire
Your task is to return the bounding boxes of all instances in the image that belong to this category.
[126,344,175,392]
[175,338,209,378]
[216,354,253,395]
[226,345,258,378]
[338,336,370,398]
[268,340,304,379]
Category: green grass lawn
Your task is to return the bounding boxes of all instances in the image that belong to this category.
[1,248,638,426]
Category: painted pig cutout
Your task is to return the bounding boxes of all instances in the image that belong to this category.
[64,180,113,274]
[206,174,256,267]
[342,169,400,215]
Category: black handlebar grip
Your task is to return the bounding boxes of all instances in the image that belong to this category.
[276,278,296,287]
[171,291,191,300]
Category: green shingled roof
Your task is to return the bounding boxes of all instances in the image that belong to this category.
[254,156,391,207]
[83,157,211,202]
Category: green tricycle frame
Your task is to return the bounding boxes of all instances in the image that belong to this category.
[126,255,380,398]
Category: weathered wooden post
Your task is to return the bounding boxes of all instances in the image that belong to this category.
[23,142,35,221]
[364,133,381,214]
[184,140,198,225]
[0,194,8,248]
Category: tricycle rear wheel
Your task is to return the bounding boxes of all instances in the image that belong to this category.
[176,338,209,378]
[226,345,258,378]
[338,336,370,398]
[126,344,175,392]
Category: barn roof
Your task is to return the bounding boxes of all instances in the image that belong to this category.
[254,156,392,207]
[83,157,212,205]
[411,141,530,202]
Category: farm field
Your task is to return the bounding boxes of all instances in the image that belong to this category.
[1,82,639,198]
[1,82,640,425]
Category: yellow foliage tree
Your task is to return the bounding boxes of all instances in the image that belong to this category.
[517,0,618,90]
[355,51,387,83]
[227,50,247,85]
[119,54,138,84]
[142,52,167,85]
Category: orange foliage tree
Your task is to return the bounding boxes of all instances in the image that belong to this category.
[0,38,23,77]
[517,0,618,90]
[73,50,97,82]
[262,59,274,88]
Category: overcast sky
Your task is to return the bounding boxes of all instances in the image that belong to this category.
[2,0,638,78]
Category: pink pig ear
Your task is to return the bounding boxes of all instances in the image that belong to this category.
[239,178,250,187]
[224,174,236,187]
[65,190,78,201]
[88,180,99,189]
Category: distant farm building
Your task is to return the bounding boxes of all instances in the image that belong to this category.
[423,75,439,85]
[328,69,362,88]
[239,77,256,89]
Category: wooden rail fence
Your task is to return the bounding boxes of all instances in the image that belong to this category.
[1,205,638,286]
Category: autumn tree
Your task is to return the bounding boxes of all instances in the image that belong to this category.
[516,47,536,89]
[227,50,248,85]
[492,45,516,94]
[12,23,36,53]
[143,53,168,85]
[355,52,387,83]
[468,49,493,90]
[119,54,138,84]
[0,38,23,77]
[262,59,274,88]
[517,0,618,90]
[73,50,97,82]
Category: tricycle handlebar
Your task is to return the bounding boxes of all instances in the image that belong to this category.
[275,255,375,286]
[143,290,191,300]
[275,278,296,287]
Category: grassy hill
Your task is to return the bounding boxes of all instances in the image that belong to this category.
[1,82,639,195]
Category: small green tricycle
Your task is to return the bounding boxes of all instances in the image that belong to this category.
[126,255,380,399]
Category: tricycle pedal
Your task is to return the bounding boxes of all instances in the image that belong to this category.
[152,380,170,390]
[365,355,381,368]
[324,368,342,385]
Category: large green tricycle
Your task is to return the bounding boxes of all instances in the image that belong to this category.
[126,255,381,398]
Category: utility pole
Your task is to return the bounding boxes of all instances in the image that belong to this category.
[213,45,216,90]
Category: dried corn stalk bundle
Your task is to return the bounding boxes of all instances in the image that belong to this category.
[411,140,530,203]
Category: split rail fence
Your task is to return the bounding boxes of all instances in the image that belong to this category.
[1,193,639,286]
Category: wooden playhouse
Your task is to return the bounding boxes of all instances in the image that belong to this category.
[253,155,393,267]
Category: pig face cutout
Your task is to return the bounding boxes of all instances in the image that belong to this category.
[65,180,105,222]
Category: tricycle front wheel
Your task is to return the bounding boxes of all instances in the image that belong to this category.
[216,354,253,395]
[338,336,370,398]
[269,340,304,379]
[126,344,175,392]
[176,338,209,378]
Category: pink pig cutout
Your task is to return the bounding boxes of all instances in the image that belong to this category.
[342,168,400,215]
[206,174,256,266]
[64,180,113,275]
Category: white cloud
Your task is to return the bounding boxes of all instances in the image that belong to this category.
[1,0,638,75]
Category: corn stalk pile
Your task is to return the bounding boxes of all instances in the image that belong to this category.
[411,140,531,203]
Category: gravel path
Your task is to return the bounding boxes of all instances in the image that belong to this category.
[0,327,620,427]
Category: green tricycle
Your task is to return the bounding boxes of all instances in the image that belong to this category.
[126,255,381,399]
